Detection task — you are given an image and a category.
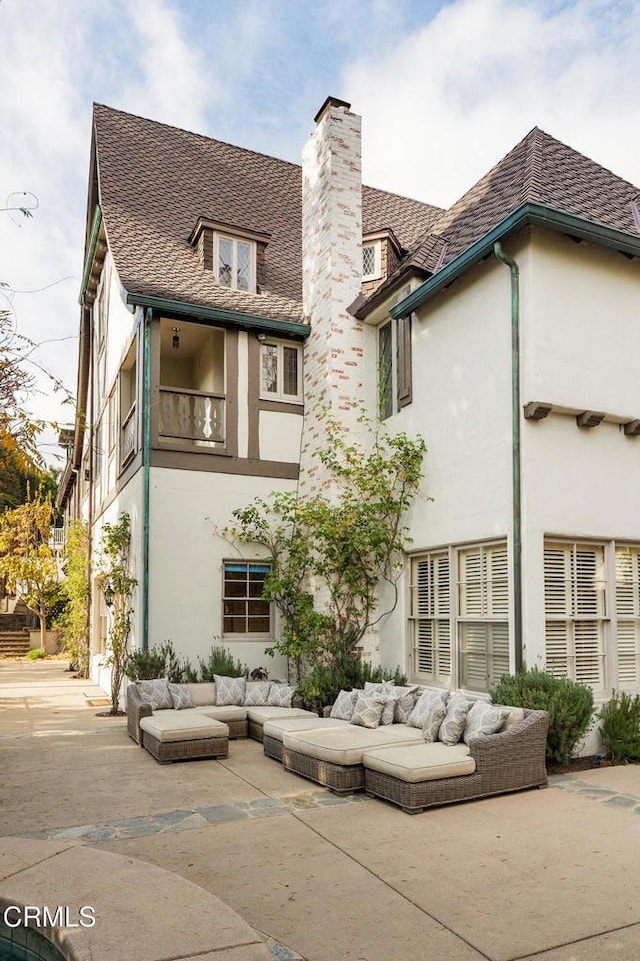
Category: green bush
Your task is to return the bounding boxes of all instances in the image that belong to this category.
[198,644,248,681]
[126,641,198,683]
[490,667,594,765]
[26,647,46,660]
[297,648,407,713]
[599,691,640,762]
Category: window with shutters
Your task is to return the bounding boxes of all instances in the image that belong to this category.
[544,541,606,689]
[410,551,451,685]
[457,543,510,692]
[615,546,640,688]
[377,286,412,420]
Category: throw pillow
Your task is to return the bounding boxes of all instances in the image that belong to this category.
[392,685,420,724]
[214,674,247,706]
[407,688,449,729]
[329,689,361,721]
[420,697,448,742]
[438,692,470,745]
[244,681,272,706]
[350,692,386,729]
[137,677,173,711]
[168,683,194,711]
[267,684,295,708]
[463,701,510,745]
[364,681,397,725]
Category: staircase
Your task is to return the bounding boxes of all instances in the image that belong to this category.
[0,629,31,658]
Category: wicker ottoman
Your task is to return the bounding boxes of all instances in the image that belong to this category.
[262,717,350,761]
[140,712,229,764]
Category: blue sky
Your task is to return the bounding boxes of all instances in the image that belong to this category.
[1,0,639,462]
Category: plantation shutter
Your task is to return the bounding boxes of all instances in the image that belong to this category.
[412,552,451,684]
[615,547,640,687]
[458,543,509,691]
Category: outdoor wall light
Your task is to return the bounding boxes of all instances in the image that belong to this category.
[103,583,115,608]
[172,326,180,349]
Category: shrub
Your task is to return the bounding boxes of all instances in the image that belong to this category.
[26,647,46,660]
[199,644,248,681]
[297,646,407,713]
[126,641,197,683]
[490,667,594,765]
[599,691,640,762]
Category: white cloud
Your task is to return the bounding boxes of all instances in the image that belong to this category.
[345,0,640,206]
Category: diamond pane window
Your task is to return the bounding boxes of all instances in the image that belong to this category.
[236,241,251,291]
[282,346,299,396]
[261,345,278,394]
[259,341,302,403]
[363,241,380,280]
[223,562,272,635]
[218,237,233,288]
[215,235,255,292]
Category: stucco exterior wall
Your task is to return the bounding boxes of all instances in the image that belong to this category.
[259,410,303,462]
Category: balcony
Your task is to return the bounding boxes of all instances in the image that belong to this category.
[159,387,225,448]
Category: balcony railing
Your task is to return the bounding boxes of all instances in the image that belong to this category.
[121,402,137,466]
[50,528,65,551]
[159,387,225,447]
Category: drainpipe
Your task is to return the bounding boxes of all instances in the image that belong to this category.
[142,309,152,650]
[493,242,523,673]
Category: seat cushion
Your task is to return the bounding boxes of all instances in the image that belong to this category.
[363,742,475,783]
[283,725,422,766]
[140,712,229,743]
[194,705,248,722]
[263,717,350,742]
[183,683,217,707]
[245,706,315,723]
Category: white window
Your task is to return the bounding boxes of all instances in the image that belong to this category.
[409,540,509,693]
[260,340,303,403]
[363,241,381,281]
[215,234,255,292]
[544,541,607,688]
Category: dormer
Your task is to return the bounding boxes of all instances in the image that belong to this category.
[189,218,271,294]
[362,228,403,296]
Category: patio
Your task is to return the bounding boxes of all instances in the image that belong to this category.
[2,661,640,961]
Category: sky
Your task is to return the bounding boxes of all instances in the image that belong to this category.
[1,0,640,464]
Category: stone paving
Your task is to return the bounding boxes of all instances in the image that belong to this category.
[549,772,640,813]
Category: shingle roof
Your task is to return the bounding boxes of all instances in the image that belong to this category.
[92,105,442,325]
[405,126,640,275]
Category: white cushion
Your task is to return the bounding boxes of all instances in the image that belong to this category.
[246,706,315,723]
[362,742,475,783]
[263,717,349,742]
[283,725,422,766]
[194,705,248,722]
[140,712,228,743]
[183,683,216,706]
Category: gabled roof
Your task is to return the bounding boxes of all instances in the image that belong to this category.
[359,127,640,319]
[90,105,442,325]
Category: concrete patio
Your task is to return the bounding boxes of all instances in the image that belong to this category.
[2,661,640,961]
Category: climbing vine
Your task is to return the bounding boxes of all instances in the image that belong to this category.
[97,512,137,714]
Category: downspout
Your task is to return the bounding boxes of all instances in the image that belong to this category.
[493,242,523,673]
[142,309,152,650]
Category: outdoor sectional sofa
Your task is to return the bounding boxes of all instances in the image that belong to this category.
[126,679,317,763]
[263,692,549,814]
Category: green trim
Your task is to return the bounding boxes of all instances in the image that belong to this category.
[142,312,152,651]
[391,202,640,318]
[79,206,102,305]
[493,243,522,674]
[126,293,310,338]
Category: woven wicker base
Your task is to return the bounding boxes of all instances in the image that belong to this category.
[263,735,283,762]
[248,718,264,742]
[364,768,548,814]
[282,747,364,794]
[227,719,249,740]
[143,732,229,764]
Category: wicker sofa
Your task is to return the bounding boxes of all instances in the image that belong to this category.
[269,695,548,812]
[127,680,317,760]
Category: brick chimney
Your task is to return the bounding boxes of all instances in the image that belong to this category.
[299,96,369,496]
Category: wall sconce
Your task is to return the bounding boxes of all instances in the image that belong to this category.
[103,582,115,608]
[257,332,267,342]
[172,327,180,349]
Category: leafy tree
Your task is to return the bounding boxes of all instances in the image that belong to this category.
[225,407,426,682]
[54,519,90,677]
[96,513,137,714]
[0,492,59,649]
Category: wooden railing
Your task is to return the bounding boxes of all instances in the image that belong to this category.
[159,387,225,446]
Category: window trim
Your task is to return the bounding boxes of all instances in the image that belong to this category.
[259,339,303,405]
[363,240,382,281]
[222,560,273,638]
[214,233,256,293]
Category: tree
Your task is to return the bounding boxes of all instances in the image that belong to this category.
[54,519,90,677]
[96,513,137,714]
[0,493,59,649]
[225,407,427,682]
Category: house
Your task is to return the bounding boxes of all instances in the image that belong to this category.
[58,96,640,720]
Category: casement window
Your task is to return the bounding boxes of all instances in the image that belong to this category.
[410,551,451,685]
[378,286,412,420]
[409,540,509,693]
[223,562,272,635]
[260,340,303,403]
[544,542,606,688]
[215,234,255,292]
[363,241,382,281]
